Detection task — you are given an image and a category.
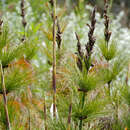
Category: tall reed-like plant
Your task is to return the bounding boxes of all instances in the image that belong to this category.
[49,0,57,118]
[75,7,97,130]
[0,62,11,130]
[97,0,129,128]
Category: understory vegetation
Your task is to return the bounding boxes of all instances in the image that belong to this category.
[0,0,130,130]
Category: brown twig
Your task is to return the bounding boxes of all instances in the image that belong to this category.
[50,0,57,118]
[0,63,11,130]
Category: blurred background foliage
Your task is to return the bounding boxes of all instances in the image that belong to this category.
[0,0,130,26]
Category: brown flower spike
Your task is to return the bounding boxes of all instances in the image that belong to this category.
[75,32,84,71]
[104,0,112,43]
[75,7,97,72]
[21,0,27,28]
[85,7,96,60]
[21,0,27,41]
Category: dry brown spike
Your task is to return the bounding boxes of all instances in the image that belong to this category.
[104,0,112,43]
[85,7,96,59]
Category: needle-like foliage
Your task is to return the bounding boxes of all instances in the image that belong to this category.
[72,97,109,122]
[0,67,33,94]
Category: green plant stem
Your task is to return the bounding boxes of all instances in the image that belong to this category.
[0,63,11,130]
[106,40,111,96]
[107,53,111,96]
[79,92,86,130]
[79,118,83,130]
[52,0,57,118]
[81,92,85,108]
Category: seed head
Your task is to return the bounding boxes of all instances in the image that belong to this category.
[104,0,112,43]
[85,7,96,59]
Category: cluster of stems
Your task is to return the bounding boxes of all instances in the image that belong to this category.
[75,7,97,130]
[76,7,96,73]
[104,0,120,126]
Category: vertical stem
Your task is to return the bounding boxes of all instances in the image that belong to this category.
[67,103,72,130]
[107,55,111,97]
[81,92,85,108]
[28,109,31,130]
[53,93,56,117]
[44,98,47,130]
[52,0,57,118]
[79,92,86,130]
[79,119,83,130]
[0,63,11,130]
[106,41,111,96]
